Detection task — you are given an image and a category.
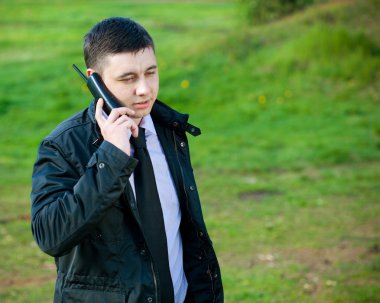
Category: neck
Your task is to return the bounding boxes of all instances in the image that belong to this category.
[135,117,143,125]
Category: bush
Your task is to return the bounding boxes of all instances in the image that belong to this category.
[271,23,380,83]
[238,0,318,24]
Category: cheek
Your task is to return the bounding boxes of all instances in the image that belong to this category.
[103,79,125,98]
[113,84,134,100]
[151,77,159,93]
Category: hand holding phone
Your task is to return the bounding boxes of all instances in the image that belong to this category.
[73,64,138,155]
[95,99,138,155]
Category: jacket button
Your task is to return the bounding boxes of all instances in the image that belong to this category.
[180,141,186,148]
[140,249,146,255]
[214,273,218,279]
[173,121,179,127]
[98,163,105,169]
[189,185,195,191]
[198,231,204,237]
[147,297,153,303]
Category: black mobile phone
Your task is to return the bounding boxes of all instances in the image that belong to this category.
[72,64,121,115]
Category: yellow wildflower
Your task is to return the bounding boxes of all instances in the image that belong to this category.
[180,80,190,89]
[258,95,266,106]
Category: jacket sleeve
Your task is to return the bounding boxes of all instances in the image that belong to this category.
[31,139,138,257]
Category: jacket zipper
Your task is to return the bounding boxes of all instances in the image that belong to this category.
[150,258,159,303]
[122,191,159,303]
[172,131,216,302]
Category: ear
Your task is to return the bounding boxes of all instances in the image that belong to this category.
[86,68,95,77]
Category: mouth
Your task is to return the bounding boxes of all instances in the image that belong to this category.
[133,99,150,110]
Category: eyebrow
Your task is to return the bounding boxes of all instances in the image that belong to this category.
[116,65,157,79]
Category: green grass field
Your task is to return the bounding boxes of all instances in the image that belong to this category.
[0,0,379,302]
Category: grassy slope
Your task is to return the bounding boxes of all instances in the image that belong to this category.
[0,0,379,302]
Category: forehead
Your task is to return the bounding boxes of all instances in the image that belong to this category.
[101,47,157,75]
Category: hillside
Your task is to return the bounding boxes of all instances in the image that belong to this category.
[0,0,379,302]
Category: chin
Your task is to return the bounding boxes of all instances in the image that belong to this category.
[132,109,150,120]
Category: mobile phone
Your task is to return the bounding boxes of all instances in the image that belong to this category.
[72,64,121,115]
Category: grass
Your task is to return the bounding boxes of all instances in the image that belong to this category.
[0,0,379,302]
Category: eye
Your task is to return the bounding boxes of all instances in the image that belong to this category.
[124,76,136,82]
[146,70,157,76]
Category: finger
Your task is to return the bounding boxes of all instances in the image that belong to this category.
[117,118,137,131]
[115,115,130,125]
[122,107,136,116]
[119,120,138,139]
[95,98,106,127]
[130,121,139,138]
[107,107,136,122]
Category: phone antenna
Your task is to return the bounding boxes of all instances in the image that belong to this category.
[72,64,87,81]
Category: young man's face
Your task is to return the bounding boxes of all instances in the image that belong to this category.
[88,47,159,123]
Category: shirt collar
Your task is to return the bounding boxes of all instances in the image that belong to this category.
[139,114,157,136]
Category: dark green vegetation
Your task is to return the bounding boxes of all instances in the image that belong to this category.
[238,0,318,24]
[1,0,379,302]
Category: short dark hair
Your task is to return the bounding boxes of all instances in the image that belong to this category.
[83,17,155,70]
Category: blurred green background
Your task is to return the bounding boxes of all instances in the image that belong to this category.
[0,0,379,302]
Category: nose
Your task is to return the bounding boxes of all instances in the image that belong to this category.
[135,78,150,96]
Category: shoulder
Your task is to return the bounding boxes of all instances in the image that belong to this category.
[46,108,91,140]
[41,106,97,157]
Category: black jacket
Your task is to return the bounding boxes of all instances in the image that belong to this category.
[31,100,223,303]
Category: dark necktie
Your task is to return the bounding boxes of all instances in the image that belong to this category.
[130,127,174,303]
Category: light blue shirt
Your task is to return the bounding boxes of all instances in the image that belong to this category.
[129,114,188,303]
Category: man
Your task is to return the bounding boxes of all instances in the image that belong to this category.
[31,17,223,303]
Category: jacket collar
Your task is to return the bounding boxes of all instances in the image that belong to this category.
[88,99,201,143]
[151,100,201,136]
